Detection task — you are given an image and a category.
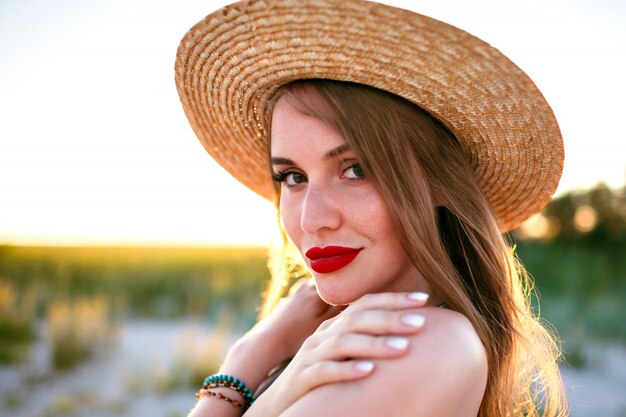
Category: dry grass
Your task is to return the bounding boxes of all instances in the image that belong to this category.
[0,281,35,364]
[169,308,238,389]
[121,308,240,394]
[46,296,117,370]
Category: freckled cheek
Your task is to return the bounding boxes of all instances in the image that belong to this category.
[344,192,392,233]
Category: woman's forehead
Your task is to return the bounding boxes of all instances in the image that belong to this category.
[270,98,346,158]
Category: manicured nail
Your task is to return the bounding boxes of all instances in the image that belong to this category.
[401,313,425,328]
[354,361,375,373]
[385,337,409,350]
[408,292,429,301]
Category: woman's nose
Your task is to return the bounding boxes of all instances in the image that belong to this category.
[300,185,342,235]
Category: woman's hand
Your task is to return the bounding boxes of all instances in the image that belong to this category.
[214,280,341,395]
[249,279,343,359]
[246,291,429,416]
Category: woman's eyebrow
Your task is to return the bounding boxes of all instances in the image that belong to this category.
[271,144,351,166]
[270,157,295,165]
[323,144,350,160]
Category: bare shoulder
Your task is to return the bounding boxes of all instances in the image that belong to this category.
[281,307,488,417]
[409,306,488,376]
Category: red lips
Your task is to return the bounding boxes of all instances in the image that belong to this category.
[305,246,363,274]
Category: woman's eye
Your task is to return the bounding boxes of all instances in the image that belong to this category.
[342,163,366,180]
[285,171,307,186]
[272,170,307,187]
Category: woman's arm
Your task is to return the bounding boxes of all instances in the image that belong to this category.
[188,331,285,417]
[188,280,341,417]
[278,308,488,417]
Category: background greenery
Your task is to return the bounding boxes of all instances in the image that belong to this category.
[518,183,626,351]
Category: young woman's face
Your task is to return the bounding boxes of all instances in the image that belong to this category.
[270,95,430,305]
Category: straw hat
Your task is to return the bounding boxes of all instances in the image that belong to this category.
[175,0,563,232]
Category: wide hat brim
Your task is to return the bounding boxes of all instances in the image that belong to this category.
[175,0,563,232]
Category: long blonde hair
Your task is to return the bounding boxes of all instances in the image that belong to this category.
[260,80,567,417]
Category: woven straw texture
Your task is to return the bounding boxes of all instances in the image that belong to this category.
[175,0,563,232]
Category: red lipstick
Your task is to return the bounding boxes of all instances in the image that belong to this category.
[305,246,363,274]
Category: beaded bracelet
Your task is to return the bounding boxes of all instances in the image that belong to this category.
[205,381,251,399]
[196,388,245,409]
[201,374,255,409]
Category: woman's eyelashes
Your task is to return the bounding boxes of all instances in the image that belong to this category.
[271,161,366,188]
[341,161,366,181]
[272,169,307,187]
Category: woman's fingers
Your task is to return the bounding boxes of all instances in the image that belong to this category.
[319,332,412,359]
[300,359,376,387]
[345,291,429,313]
[338,308,426,335]
[281,331,414,404]
[316,291,429,331]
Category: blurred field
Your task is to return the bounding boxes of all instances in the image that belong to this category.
[0,246,270,417]
[0,246,268,372]
[0,245,267,321]
[0,239,624,366]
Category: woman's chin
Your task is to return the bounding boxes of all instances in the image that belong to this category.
[312,278,363,306]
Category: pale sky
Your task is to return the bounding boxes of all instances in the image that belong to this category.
[1,0,625,246]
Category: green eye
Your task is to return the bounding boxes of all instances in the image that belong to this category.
[287,172,307,185]
[344,163,365,180]
[271,170,307,188]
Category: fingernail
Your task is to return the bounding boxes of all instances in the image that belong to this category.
[401,313,425,328]
[385,337,409,350]
[408,292,429,301]
[354,361,375,373]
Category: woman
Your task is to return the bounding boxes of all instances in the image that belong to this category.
[175,1,568,416]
